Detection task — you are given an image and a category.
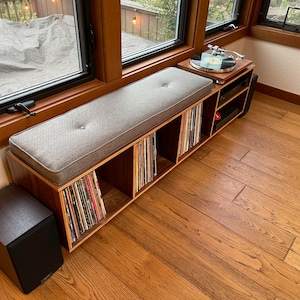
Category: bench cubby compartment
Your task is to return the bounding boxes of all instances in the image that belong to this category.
[177,93,218,160]
[213,90,249,133]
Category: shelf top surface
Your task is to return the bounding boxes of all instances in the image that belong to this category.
[0,184,52,246]
[178,59,254,84]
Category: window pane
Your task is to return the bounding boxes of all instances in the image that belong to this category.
[265,1,300,25]
[121,0,187,65]
[0,0,88,109]
[206,0,241,32]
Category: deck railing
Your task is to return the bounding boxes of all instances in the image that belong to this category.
[0,0,73,22]
[0,0,35,21]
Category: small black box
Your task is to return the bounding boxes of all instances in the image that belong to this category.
[0,184,63,294]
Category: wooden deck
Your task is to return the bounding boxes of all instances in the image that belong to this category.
[1,91,300,299]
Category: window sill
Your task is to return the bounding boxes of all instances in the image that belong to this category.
[122,45,195,80]
[250,25,300,49]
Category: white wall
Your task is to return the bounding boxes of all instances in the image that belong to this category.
[225,37,300,95]
[223,38,246,56]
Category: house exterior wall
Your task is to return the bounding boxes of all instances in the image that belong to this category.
[33,0,73,17]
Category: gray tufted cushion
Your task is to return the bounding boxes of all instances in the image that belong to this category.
[9,67,212,185]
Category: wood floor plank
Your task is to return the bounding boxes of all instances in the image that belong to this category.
[113,200,261,299]
[234,186,300,238]
[198,149,300,212]
[201,134,250,161]
[52,247,140,300]
[243,105,300,140]
[248,95,288,120]
[156,160,295,260]
[241,150,300,189]
[285,248,300,271]
[286,238,300,271]
[253,92,300,115]
[282,111,300,126]
[291,237,300,253]
[82,223,209,300]
[181,152,245,202]
[136,185,300,299]
[220,118,300,165]
[0,268,66,300]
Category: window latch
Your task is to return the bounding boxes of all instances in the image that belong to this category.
[6,100,36,116]
[223,23,238,31]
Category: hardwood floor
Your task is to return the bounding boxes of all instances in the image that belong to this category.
[1,91,300,299]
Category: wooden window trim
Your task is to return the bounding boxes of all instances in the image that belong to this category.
[249,25,300,49]
[247,0,300,49]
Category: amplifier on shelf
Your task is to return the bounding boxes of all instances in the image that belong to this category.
[214,106,239,131]
[219,74,250,106]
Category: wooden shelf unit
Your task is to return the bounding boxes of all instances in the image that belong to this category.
[7,61,255,252]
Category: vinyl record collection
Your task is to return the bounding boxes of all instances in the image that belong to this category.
[62,170,107,243]
[136,132,158,192]
[179,102,203,156]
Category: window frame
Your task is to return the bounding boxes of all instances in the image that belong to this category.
[205,0,243,35]
[248,0,300,49]
[121,0,189,67]
[0,0,95,115]
[258,0,300,33]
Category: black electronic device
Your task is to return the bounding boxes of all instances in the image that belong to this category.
[219,73,251,106]
[214,106,239,131]
[0,184,63,294]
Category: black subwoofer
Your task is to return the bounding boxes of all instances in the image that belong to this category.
[0,184,63,294]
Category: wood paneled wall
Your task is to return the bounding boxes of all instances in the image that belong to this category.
[33,0,73,17]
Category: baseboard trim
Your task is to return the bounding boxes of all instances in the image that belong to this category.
[256,83,300,105]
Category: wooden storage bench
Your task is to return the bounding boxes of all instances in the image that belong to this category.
[8,67,212,185]
[7,67,215,251]
[7,62,255,251]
